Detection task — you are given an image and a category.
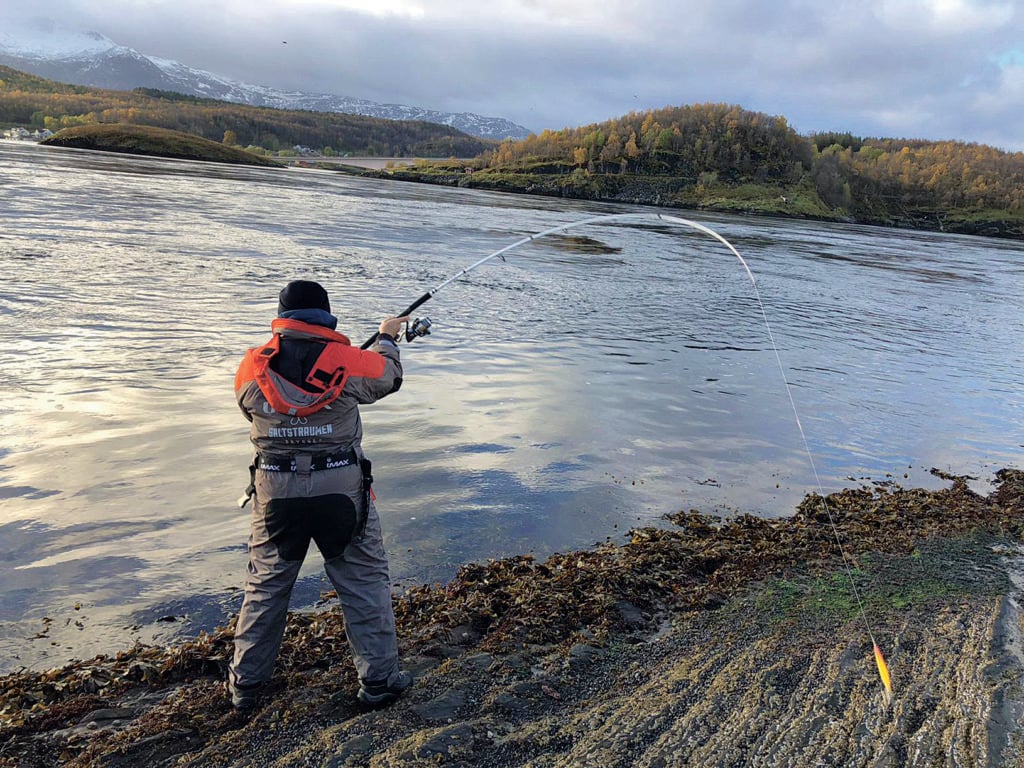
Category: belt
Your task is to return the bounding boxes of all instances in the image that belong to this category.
[255,448,359,472]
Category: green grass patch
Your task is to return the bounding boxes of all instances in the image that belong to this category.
[677,179,835,218]
[746,533,1014,626]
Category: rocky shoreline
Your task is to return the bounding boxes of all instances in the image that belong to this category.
[3,469,1024,767]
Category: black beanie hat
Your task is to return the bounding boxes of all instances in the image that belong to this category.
[278,280,330,315]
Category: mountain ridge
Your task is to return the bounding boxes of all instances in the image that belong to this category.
[0,64,495,159]
[0,22,532,140]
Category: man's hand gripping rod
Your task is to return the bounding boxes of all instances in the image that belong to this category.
[361,292,435,349]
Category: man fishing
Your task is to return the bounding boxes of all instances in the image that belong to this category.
[228,279,412,710]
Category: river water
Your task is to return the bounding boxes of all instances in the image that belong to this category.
[1,140,1022,672]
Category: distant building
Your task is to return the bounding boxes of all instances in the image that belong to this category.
[2,128,53,141]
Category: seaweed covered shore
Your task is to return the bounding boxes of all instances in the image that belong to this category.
[3,469,1024,767]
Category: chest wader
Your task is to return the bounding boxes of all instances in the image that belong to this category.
[229,451,400,696]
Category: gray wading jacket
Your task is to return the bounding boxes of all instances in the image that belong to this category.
[235,317,403,458]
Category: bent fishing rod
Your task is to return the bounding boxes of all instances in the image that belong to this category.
[361,210,894,704]
[360,212,740,349]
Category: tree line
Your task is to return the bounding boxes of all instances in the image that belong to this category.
[470,104,1024,226]
[482,104,813,184]
[818,136,1024,214]
[0,65,491,157]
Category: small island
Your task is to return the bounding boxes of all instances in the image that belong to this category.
[41,123,282,167]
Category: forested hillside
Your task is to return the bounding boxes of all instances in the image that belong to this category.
[813,134,1024,218]
[0,65,491,157]
[485,104,812,183]
[391,104,1024,238]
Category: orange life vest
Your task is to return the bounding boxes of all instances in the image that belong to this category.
[237,318,387,417]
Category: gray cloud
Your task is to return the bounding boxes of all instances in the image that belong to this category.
[8,0,1023,150]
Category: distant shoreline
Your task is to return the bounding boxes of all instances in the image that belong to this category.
[285,156,421,170]
[364,163,1024,242]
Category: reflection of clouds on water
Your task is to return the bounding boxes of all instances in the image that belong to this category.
[2,140,1024,671]
[0,485,59,500]
[385,468,636,586]
[0,519,156,667]
[449,442,515,454]
[0,518,169,609]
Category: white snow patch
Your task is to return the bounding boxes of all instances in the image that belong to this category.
[0,19,117,59]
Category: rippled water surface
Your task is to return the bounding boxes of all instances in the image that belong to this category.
[2,141,1022,671]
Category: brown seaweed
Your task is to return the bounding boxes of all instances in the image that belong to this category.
[2,470,1022,767]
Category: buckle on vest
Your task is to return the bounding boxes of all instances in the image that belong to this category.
[307,366,345,391]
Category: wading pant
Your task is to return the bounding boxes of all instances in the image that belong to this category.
[228,459,400,689]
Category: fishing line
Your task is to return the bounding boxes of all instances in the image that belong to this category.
[365,211,892,702]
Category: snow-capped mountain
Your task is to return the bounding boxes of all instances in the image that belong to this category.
[0,21,115,59]
[0,22,532,141]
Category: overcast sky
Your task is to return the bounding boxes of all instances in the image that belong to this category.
[8,0,1024,151]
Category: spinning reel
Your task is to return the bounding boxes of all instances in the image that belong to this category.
[404,317,432,343]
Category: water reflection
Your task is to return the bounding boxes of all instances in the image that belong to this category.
[1,141,1023,671]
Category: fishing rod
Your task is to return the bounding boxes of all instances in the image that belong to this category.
[363,211,893,704]
[359,212,733,349]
